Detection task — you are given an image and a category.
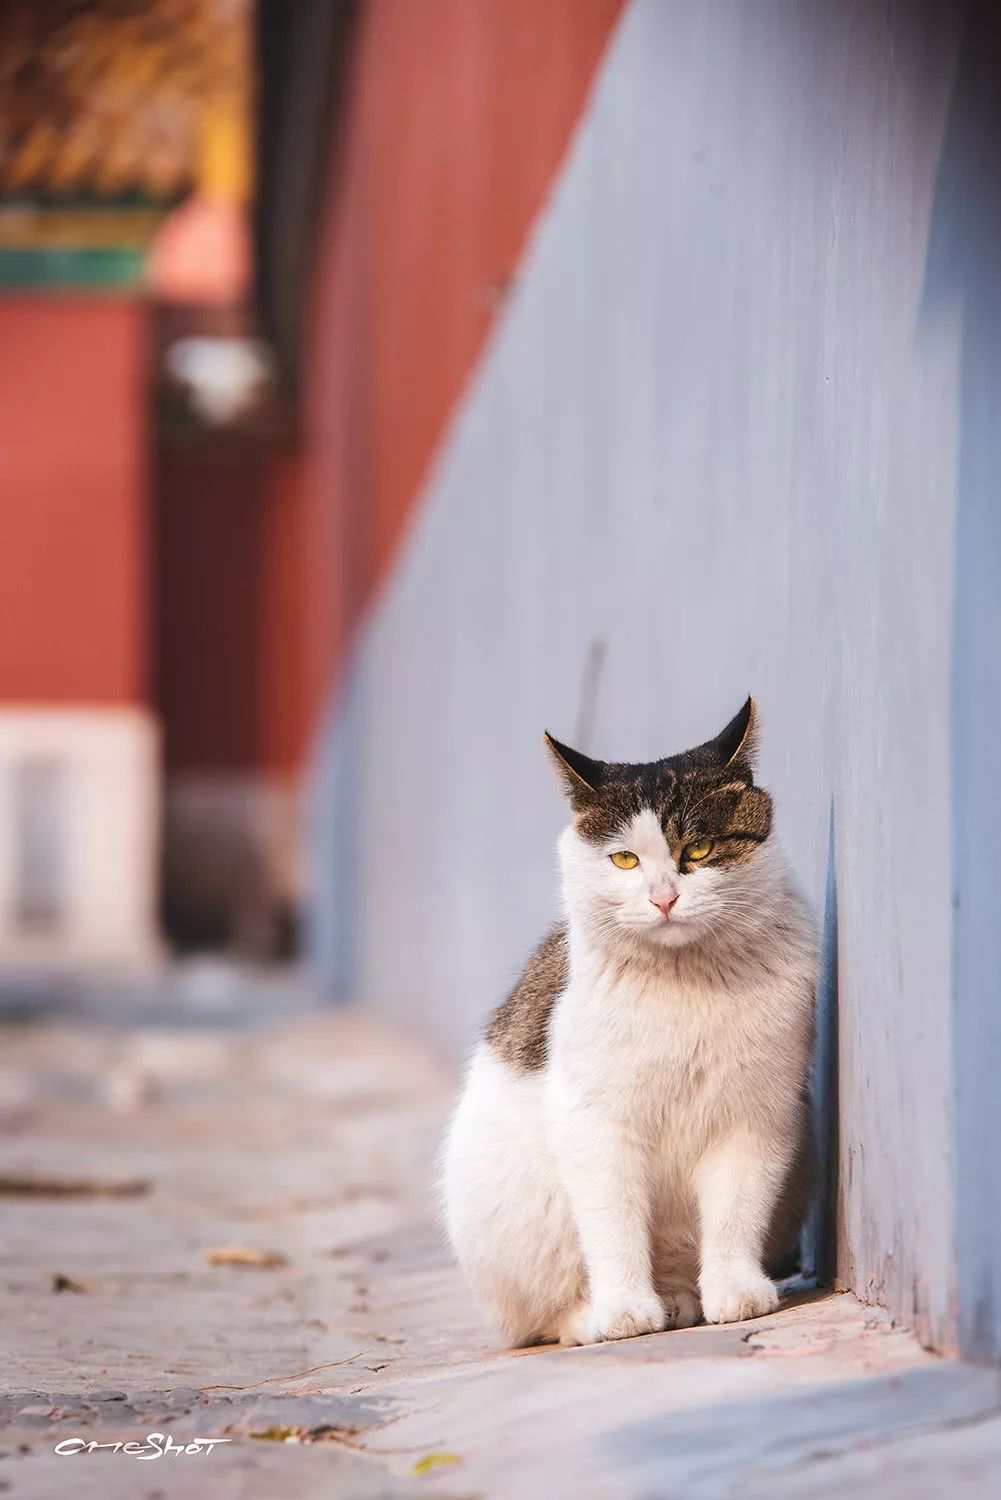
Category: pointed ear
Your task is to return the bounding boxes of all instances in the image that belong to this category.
[704,696,759,771]
[544,731,605,808]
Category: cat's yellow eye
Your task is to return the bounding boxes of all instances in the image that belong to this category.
[684,839,714,863]
[610,850,640,870]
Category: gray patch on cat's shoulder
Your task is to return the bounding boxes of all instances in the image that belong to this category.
[485,925,568,1072]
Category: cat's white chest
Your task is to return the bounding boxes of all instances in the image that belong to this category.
[551,968,771,1170]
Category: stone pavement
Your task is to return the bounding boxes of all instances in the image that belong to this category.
[2,993,1001,1498]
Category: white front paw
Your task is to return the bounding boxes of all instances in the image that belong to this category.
[700,1265,778,1324]
[581,1289,667,1345]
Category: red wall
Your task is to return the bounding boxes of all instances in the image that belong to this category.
[298,0,625,730]
[153,0,624,774]
[0,6,624,766]
[0,298,148,704]
[153,445,306,772]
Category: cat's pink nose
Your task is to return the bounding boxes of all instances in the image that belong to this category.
[651,893,679,918]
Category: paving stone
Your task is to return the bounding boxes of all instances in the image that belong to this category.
[165,1387,200,1407]
[3,1010,1000,1497]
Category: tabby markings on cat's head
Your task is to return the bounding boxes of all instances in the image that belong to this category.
[545,697,774,949]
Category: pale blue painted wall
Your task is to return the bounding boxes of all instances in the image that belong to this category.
[928,1,1001,1364]
[309,1,1001,1358]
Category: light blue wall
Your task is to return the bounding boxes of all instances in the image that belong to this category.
[309,1,1001,1357]
[931,2,1001,1364]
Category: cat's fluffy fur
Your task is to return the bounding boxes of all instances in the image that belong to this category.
[443,699,817,1347]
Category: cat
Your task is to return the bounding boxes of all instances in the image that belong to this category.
[442,698,817,1347]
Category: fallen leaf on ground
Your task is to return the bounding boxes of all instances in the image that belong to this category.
[250,1424,362,1447]
[412,1452,462,1475]
[301,1425,362,1446]
[51,1273,89,1293]
[0,1174,150,1198]
[207,1246,289,1269]
[338,1184,396,1204]
[233,1195,341,1220]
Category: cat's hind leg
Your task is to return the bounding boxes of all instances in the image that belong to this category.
[443,1047,585,1347]
[554,1294,667,1346]
[479,1227,586,1348]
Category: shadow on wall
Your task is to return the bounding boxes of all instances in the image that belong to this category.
[923,0,1001,1363]
[803,800,839,1288]
[305,666,364,1003]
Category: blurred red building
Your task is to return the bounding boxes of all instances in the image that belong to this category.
[0,0,622,968]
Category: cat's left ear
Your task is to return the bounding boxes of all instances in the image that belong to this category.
[704,696,759,772]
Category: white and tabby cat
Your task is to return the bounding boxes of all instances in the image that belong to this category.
[443,698,816,1347]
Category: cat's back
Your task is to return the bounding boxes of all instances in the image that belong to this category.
[483,924,568,1074]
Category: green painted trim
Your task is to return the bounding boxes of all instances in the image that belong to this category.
[0,246,146,288]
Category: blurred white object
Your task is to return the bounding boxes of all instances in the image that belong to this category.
[165,336,272,424]
[0,708,160,970]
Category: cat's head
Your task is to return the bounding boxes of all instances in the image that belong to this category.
[545,697,775,950]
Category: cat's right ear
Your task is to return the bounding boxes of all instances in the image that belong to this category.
[544,732,604,809]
